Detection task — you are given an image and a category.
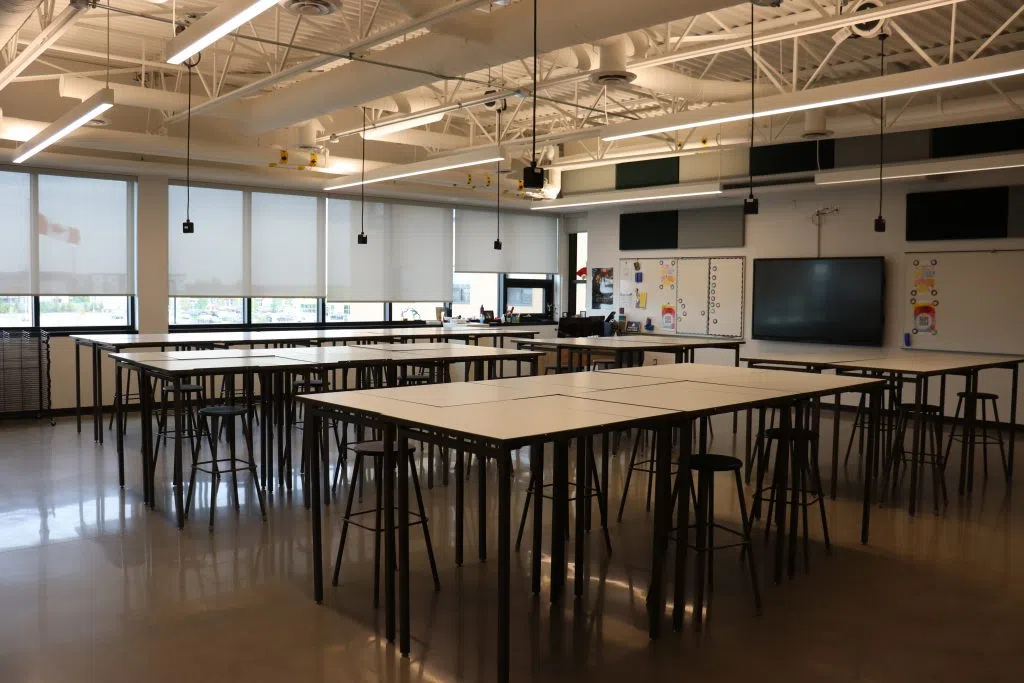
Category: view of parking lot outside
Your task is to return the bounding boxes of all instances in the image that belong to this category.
[168,298,245,325]
[0,296,32,327]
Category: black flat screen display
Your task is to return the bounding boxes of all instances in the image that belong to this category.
[752,257,885,346]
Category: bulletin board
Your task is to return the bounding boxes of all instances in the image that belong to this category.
[617,255,745,338]
[903,250,1024,354]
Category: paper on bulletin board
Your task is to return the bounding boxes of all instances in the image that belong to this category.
[913,303,937,334]
[619,279,633,295]
[661,305,676,330]
[636,291,648,309]
[658,260,677,290]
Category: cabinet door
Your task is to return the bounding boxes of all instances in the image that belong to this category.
[708,257,744,337]
[676,258,710,335]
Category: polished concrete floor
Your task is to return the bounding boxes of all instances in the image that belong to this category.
[1,412,1023,682]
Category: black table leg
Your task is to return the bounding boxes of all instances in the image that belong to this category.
[398,430,411,657]
[531,441,544,594]
[733,345,740,432]
[115,363,125,488]
[773,406,791,584]
[831,391,841,499]
[672,418,693,631]
[1008,364,1018,481]
[173,376,185,529]
[908,376,924,516]
[550,439,569,602]
[383,423,397,643]
[307,408,324,603]
[140,369,153,507]
[647,423,673,638]
[75,342,82,433]
[497,445,511,683]
[574,435,588,598]
[92,345,100,442]
[861,387,880,544]
[455,449,464,566]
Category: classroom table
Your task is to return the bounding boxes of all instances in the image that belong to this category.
[830,352,1024,513]
[72,327,540,444]
[512,334,743,371]
[298,366,884,683]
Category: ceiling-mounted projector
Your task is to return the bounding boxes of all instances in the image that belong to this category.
[522,162,544,190]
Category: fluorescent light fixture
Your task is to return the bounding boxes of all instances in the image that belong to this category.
[324,147,504,191]
[602,51,1024,142]
[13,89,114,164]
[360,112,446,140]
[166,0,278,65]
[531,182,723,211]
[815,151,1024,185]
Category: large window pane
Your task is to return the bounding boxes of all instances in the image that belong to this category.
[251,192,320,297]
[506,287,545,314]
[0,171,31,295]
[452,273,498,320]
[37,175,132,295]
[395,302,443,322]
[252,297,318,324]
[326,302,384,323]
[168,186,244,295]
[0,296,32,326]
[169,297,244,325]
[454,209,557,273]
[39,296,129,327]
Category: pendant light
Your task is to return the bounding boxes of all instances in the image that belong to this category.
[874,31,889,233]
[494,108,503,251]
[522,0,544,190]
[743,1,759,216]
[181,15,201,234]
[358,107,368,245]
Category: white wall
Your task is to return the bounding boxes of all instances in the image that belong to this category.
[568,168,1024,423]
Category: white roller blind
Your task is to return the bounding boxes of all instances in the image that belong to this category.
[250,192,321,297]
[454,209,557,273]
[168,185,245,296]
[37,174,134,295]
[0,171,32,295]
[327,199,452,301]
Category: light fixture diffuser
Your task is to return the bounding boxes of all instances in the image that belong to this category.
[530,182,723,211]
[324,147,504,191]
[13,88,115,164]
[815,151,1024,185]
[360,112,446,140]
[166,0,278,65]
[600,51,1024,143]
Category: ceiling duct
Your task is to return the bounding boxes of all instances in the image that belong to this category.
[279,0,342,15]
[802,110,833,139]
[590,37,637,86]
[851,0,887,39]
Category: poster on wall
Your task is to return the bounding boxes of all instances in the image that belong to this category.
[909,258,939,336]
[591,267,614,309]
[658,260,677,290]
[661,305,676,330]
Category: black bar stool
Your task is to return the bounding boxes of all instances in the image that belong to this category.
[945,391,1007,492]
[155,380,205,463]
[185,403,266,531]
[684,454,762,628]
[331,441,441,606]
[751,426,831,573]
[882,402,946,507]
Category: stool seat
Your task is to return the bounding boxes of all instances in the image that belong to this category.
[689,454,742,472]
[163,383,203,393]
[351,440,416,457]
[957,391,998,400]
[199,404,248,418]
[897,402,941,413]
[762,427,817,442]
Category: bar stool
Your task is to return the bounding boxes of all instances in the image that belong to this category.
[109,367,139,431]
[331,441,441,606]
[185,403,266,531]
[515,437,612,555]
[684,454,762,627]
[882,402,946,507]
[751,426,831,572]
[155,381,206,463]
[843,393,896,467]
[945,391,1007,492]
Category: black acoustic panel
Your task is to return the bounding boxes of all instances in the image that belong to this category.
[619,210,679,250]
[750,139,834,176]
[931,118,1024,158]
[615,157,679,190]
[678,206,745,248]
[906,187,1010,241]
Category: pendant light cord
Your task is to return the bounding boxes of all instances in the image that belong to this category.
[497,108,502,243]
[186,64,192,221]
[878,34,886,219]
[747,1,755,200]
[105,1,110,88]
[361,106,366,237]
[531,0,537,165]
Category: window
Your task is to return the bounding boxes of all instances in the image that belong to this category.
[252,297,318,324]
[452,272,498,320]
[250,192,321,297]
[0,172,31,296]
[168,297,245,326]
[39,296,130,328]
[0,297,32,327]
[326,302,385,323]
[395,302,443,322]
[454,209,558,274]
[168,186,245,296]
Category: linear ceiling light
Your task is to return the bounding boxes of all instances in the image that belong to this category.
[601,51,1024,142]
[531,183,723,211]
[13,88,114,164]
[324,147,504,191]
[166,0,278,65]
[360,112,446,140]
[815,151,1024,185]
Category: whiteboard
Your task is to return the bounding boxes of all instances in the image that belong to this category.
[616,255,745,338]
[677,258,709,334]
[708,257,744,337]
[903,250,1024,354]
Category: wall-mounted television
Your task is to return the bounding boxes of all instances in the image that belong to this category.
[752,257,885,346]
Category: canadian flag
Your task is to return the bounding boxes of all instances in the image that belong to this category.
[38,213,81,245]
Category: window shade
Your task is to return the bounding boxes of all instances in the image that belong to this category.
[168,185,245,296]
[250,192,321,296]
[0,171,32,295]
[454,209,557,273]
[327,199,452,301]
[37,175,133,295]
